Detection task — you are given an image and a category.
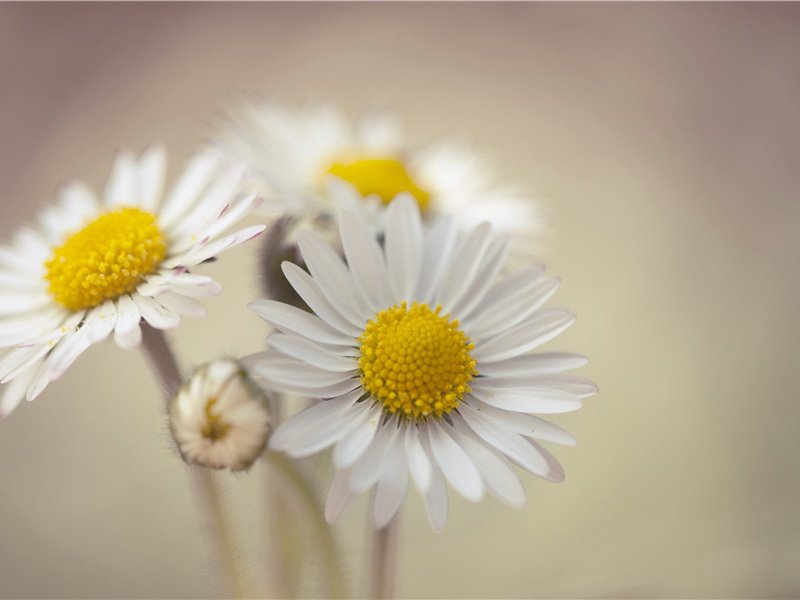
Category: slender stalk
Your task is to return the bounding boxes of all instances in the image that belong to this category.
[139,324,249,598]
[267,451,347,599]
[140,324,183,400]
[192,469,250,599]
[370,512,399,599]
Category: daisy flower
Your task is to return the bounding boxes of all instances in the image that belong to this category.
[0,145,266,418]
[245,195,595,531]
[217,99,544,260]
[170,359,270,471]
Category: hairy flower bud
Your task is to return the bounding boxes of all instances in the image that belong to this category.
[170,359,270,471]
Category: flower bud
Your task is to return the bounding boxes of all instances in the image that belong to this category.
[169,359,270,471]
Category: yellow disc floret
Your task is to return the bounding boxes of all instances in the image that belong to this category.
[45,208,167,311]
[201,398,232,441]
[327,158,430,210]
[358,301,477,420]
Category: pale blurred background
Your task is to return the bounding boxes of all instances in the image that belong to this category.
[1,3,799,599]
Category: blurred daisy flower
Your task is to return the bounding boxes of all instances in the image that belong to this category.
[0,145,265,418]
[170,359,271,471]
[217,99,544,260]
[244,196,595,531]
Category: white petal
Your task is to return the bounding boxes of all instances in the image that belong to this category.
[465,399,577,446]
[425,421,484,502]
[201,193,262,242]
[480,373,598,399]
[113,294,142,349]
[281,263,362,338]
[372,432,409,529]
[249,354,354,389]
[333,403,382,468]
[422,462,449,532]
[0,366,38,418]
[297,230,367,326]
[449,428,526,509]
[472,308,575,363]
[48,181,98,241]
[137,144,167,212]
[156,292,207,319]
[0,292,52,317]
[325,466,359,524]
[268,392,359,452]
[450,235,510,321]
[269,334,357,372]
[103,148,137,207]
[167,161,248,239]
[434,222,492,314]
[340,211,392,313]
[282,401,369,458]
[248,299,354,346]
[405,424,432,493]
[0,305,66,348]
[349,422,398,492]
[131,294,181,330]
[158,149,224,228]
[84,301,117,344]
[169,225,265,267]
[468,385,582,414]
[464,266,557,338]
[46,319,98,376]
[0,344,51,384]
[384,195,422,301]
[528,439,565,483]
[455,404,553,479]
[416,216,458,305]
[477,352,589,377]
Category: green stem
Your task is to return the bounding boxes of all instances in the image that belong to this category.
[370,513,399,600]
[191,469,250,599]
[267,451,347,599]
[139,324,250,598]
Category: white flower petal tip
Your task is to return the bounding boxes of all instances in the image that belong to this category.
[170,359,271,471]
[214,98,545,260]
[247,195,595,530]
[0,144,261,416]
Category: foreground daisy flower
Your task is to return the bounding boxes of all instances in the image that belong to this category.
[245,196,595,531]
[170,359,271,471]
[0,145,265,418]
[217,99,544,259]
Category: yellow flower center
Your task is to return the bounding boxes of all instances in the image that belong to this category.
[358,301,477,420]
[326,158,430,210]
[201,398,232,441]
[44,208,167,311]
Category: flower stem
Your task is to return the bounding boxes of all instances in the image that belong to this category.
[139,324,183,400]
[139,324,249,598]
[192,469,250,599]
[371,512,399,599]
[267,451,347,599]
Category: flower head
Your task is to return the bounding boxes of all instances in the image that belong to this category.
[0,145,266,418]
[245,196,595,531]
[217,99,544,262]
[170,359,271,471]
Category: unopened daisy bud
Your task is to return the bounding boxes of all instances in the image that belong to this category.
[170,359,270,471]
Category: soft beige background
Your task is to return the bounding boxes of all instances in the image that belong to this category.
[1,3,799,599]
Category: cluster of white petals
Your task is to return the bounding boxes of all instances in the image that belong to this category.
[0,145,265,417]
[245,196,595,530]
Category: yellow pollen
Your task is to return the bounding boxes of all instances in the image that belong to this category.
[44,208,167,311]
[201,398,231,441]
[358,301,477,420]
[326,158,430,210]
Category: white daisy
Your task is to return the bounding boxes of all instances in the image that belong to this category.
[217,99,544,259]
[0,145,266,418]
[244,196,595,531]
[170,359,270,471]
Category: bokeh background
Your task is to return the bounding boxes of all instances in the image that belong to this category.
[1,3,799,598]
